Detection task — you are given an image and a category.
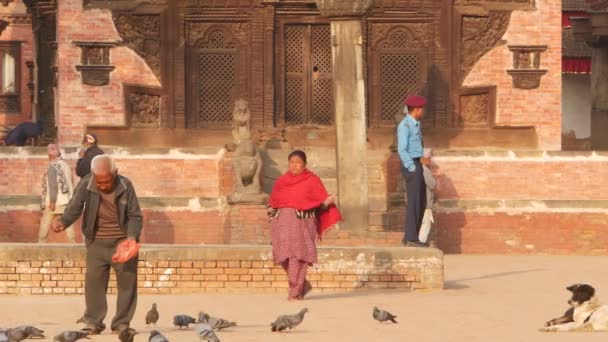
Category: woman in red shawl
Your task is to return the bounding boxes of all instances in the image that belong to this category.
[268,150,341,301]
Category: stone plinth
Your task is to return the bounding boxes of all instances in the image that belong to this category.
[0,244,444,295]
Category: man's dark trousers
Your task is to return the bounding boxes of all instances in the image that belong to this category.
[84,238,138,331]
[403,159,427,242]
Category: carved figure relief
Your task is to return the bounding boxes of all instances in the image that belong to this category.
[113,12,162,80]
[129,92,161,128]
[460,94,489,126]
[460,12,511,84]
[226,98,267,204]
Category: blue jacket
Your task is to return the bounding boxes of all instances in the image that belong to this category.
[397,115,424,172]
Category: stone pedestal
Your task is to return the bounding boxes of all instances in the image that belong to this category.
[316,0,372,233]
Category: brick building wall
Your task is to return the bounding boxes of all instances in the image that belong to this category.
[0,245,444,295]
[56,0,160,145]
[464,0,562,150]
[2,147,608,255]
[0,0,34,126]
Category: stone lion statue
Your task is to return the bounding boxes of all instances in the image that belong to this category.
[227,98,267,204]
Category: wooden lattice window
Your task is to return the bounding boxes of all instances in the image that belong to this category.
[0,42,21,113]
[284,24,334,126]
[380,53,420,122]
[369,25,429,127]
[194,29,237,128]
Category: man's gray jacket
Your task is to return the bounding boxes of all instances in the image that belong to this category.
[60,174,143,241]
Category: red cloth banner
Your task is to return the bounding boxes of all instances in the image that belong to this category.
[563,57,592,74]
[563,12,591,28]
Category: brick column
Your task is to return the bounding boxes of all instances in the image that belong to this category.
[316,0,373,233]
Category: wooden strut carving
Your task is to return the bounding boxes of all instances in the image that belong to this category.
[460,11,511,84]
[112,12,162,81]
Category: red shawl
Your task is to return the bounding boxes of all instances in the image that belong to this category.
[269,169,342,238]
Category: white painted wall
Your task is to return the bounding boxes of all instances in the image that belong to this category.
[562,73,591,138]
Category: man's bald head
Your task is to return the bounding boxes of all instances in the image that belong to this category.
[91,155,116,193]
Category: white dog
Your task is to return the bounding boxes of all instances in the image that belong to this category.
[541,283,608,332]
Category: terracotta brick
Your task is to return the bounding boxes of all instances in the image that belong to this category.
[248,268,271,275]
[176,281,201,288]
[17,280,40,287]
[204,261,216,268]
[157,261,169,268]
[216,261,229,268]
[193,261,206,268]
[201,268,224,275]
[180,275,193,281]
[177,268,200,275]
[251,261,264,268]
[225,268,248,275]
[271,281,289,288]
[180,261,193,268]
[225,281,247,288]
[248,281,271,288]
[228,261,240,268]
[39,268,57,274]
[202,281,225,288]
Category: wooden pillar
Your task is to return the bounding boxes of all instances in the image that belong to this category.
[316,0,373,233]
[590,46,608,149]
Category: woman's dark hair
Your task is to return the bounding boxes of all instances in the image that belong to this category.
[288,150,307,164]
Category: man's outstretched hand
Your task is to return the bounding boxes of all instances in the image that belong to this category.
[50,217,65,232]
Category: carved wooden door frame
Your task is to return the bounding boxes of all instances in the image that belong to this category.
[275,15,332,127]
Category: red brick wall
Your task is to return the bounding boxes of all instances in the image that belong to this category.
[464,0,562,150]
[56,0,160,145]
[0,0,34,126]
[0,151,222,197]
[386,153,608,200]
[0,245,444,295]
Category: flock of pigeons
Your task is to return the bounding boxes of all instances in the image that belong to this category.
[0,304,398,341]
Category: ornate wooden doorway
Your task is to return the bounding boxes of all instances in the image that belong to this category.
[280,23,334,126]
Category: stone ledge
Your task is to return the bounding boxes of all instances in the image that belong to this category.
[435,199,608,212]
[0,244,444,294]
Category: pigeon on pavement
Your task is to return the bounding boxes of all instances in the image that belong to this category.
[197,312,236,331]
[8,325,45,341]
[146,303,160,326]
[270,308,308,332]
[53,331,90,342]
[118,328,137,342]
[148,330,169,342]
[373,307,398,323]
[195,317,220,342]
[173,315,196,329]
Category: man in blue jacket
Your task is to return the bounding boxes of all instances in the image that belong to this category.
[397,95,428,247]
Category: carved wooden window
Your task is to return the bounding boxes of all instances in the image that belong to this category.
[284,24,334,126]
[0,42,21,113]
[369,26,428,127]
[194,29,238,128]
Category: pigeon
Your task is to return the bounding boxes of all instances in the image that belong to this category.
[197,312,237,331]
[270,308,309,332]
[53,331,90,342]
[373,307,398,323]
[0,330,9,342]
[194,317,220,342]
[8,325,45,341]
[173,315,196,329]
[118,328,137,342]
[149,330,169,342]
[146,303,160,326]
